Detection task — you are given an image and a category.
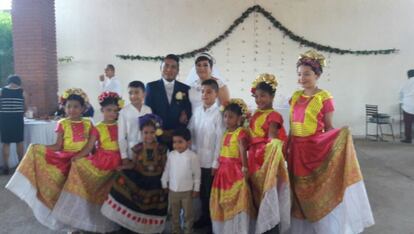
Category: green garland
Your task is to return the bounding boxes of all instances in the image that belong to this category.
[117,5,397,61]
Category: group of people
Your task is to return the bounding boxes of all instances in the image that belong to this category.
[3,50,375,234]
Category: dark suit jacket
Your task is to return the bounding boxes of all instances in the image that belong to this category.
[145,79,192,130]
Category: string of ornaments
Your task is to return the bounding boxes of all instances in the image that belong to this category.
[117,5,398,62]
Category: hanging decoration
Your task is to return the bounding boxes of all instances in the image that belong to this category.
[117,5,397,61]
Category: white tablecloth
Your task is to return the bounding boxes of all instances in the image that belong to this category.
[0,119,57,168]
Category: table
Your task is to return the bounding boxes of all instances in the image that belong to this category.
[0,119,57,168]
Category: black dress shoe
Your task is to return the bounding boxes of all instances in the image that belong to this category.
[401,139,412,143]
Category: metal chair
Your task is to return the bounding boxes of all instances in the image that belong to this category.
[365,104,395,141]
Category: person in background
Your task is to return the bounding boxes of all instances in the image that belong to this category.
[399,69,414,143]
[0,75,25,175]
[99,64,122,96]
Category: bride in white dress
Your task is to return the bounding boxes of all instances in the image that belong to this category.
[185,52,230,109]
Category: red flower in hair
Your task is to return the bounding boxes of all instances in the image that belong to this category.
[98,92,124,108]
[98,92,120,103]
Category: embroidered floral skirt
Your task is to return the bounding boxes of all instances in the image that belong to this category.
[249,139,291,234]
[5,144,76,230]
[52,149,121,232]
[210,156,256,234]
[101,168,168,233]
[288,127,375,234]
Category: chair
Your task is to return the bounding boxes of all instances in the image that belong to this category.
[399,103,404,138]
[365,104,395,141]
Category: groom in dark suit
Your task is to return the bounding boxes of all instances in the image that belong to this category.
[145,54,192,149]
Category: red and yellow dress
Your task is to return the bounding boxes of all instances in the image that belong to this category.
[210,127,255,234]
[52,122,121,233]
[288,90,374,234]
[5,118,93,231]
[248,109,290,233]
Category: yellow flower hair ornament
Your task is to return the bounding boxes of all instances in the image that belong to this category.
[297,49,326,75]
[298,49,326,68]
[139,114,164,136]
[251,73,278,94]
[60,88,89,104]
[227,98,251,127]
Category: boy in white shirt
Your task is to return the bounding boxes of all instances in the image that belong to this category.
[187,79,224,229]
[161,128,201,234]
[118,81,152,166]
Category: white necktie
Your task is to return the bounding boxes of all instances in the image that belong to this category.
[165,82,174,104]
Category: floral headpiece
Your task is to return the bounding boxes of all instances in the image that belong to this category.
[228,98,251,127]
[195,52,216,64]
[229,98,250,117]
[98,91,125,109]
[60,88,89,104]
[139,113,164,136]
[251,73,278,94]
[297,50,326,74]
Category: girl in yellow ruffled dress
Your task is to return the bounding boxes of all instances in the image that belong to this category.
[6,88,93,231]
[210,98,256,234]
[52,92,123,233]
[248,74,291,234]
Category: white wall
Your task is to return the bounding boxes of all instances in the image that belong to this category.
[55,0,413,136]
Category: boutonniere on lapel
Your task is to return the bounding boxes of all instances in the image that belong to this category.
[175,91,186,102]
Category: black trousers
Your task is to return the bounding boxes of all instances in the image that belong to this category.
[403,111,414,141]
[199,168,213,222]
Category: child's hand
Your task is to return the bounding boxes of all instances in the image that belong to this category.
[99,74,105,81]
[242,166,248,178]
[117,164,133,171]
[71,156,83,162]
[118,159,133,170]
[243,170,249,179]
[179,111,188,124]
[192,191,200,198]
[117,165,125,171]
